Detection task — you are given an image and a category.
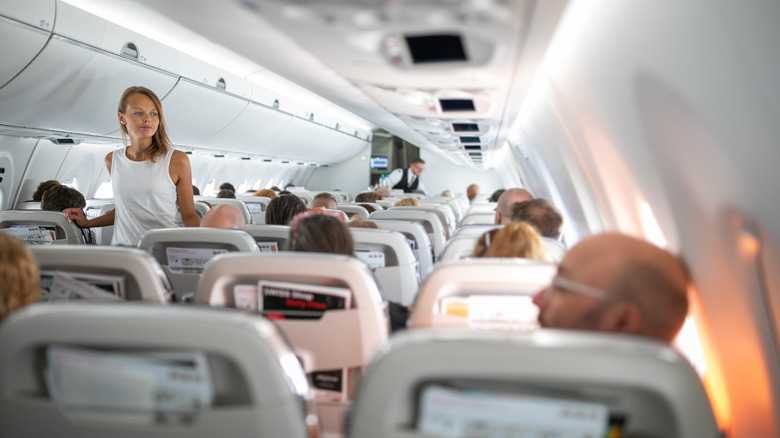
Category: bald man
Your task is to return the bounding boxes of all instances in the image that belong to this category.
[532,233,689,342]
[200,204,246,231]
[494,188,533,224]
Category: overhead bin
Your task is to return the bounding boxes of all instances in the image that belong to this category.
[261,117,368,163]
[204,101,293,154]
[0,36,178,136]
[0,0,54,28]
[161,79,250,147]
[0,16,51,90]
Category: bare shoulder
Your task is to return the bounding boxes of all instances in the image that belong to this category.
[104,151,114,172]
[170,149,190,165]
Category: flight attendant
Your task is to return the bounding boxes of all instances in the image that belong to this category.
[387,157,427,194]
[64,86,200,245]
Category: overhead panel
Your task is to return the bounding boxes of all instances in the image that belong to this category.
[205,101,293,154]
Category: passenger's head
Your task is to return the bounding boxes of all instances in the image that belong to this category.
[289,211,354,255]
[440,189,454,197]
[200,204,246,231]
[355,192,376,203]
[376,188,391,199]
[489,189,506,203]
[394,197,419,207]
[192,185,200,196]
[265,194,307,225]
[357,203,377,214]
[270,186,281,192]
[466,184,480,201]
[471,223,551,261]
[494,188,534,224]
[117,86,171,162]
[32,180,61,202]
[348,218,380,229]
[216,189,236,199]
[311,192,338,210]
[0,233,40,321]
[532,233,689,342]
[409,157,425,176]
[510,199,563,239]
[219,182,236,193]
[253,189,277,199]
[41,185,86,212]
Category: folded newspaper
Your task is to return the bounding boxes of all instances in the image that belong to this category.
[42,271,125,302]
[46,346,213,424]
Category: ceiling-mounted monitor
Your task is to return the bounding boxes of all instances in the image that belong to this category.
[440,99,475,112]
[405,34,467,64]
[452,123,479,132]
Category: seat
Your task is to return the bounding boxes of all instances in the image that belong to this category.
[175,201,211,226]
[437,234,480,262]
[450,223,499,240]
[0,210,86,245]
[410,258,555,330]
[289,190,314,206]
[421,196,463,223]
[392,205,455,239]
[138,228,260,301]
[459,212,495,225]
[347,329,719,438]
[337,204,369,220]
[350,228,420,306]
[194,196,252,225]
[325,208,349,223]
[346,201,383,212]
[370,219,434,280]
[95,203,115,245]
[235,195,270,225]
[15,201,41,210]
[465,202,497,214]
[369,209,447,261]
[30,245,172,303]
[542,236,567,263]
[195,252,388,438]
[0,302,310,438]
[332,191,352,203]
[245,224,290,252]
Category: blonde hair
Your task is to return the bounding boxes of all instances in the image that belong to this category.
[471,222,551,261]
[0,234,40,321]
[394,197,420,207]
[253,189,277,199]
[117,86,172,163]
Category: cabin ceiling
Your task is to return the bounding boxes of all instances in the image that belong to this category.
[135,0,568,168]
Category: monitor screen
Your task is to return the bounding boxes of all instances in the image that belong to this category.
[370,156,389,169]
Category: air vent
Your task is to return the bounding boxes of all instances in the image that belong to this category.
[459,136,480,143]
[464,145,482,150]
[184,151,192,155]
[406,34,467,64]
[440,99,475,112]
[282,160,290,164]
[216,77,227,90]
[214,154,225,158]
[452,123,479,132]
[121,42,139,60]
[241,157,250,160]
[47,137,80,145]
[468,152,482,157]
[263,159,273,162]
[297,162,305,165]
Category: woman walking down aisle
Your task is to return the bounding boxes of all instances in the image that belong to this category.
[64,86,200,245]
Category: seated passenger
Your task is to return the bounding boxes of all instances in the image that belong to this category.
[440,189,454,197]
[394,197,420,207]
[192,185,200,196]
[494,188,533,224]
[471,222,551,261]
[31,179,61,202]
[355,192,376,203]
[311,192,338,210]
[357,203,377,214]
[532,233,689,342]
[216,189,236,199]
[40,185,96,244]
[0,233,40,321]
[348,217,380,229]
[375,188,391,199]
[466,183,480,203]
[510,199,563,239]
[489,188,505,203]
[265,194,307,225]
[219,182,236,193]
[252,188,277,199]
[200,204,246,231]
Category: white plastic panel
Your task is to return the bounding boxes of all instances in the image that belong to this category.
[205,101,293,154]
[0,0,54,29]
[0,36,177,136]
[0,17,51,89]
[162,79,250,147]
[263,118,368,163]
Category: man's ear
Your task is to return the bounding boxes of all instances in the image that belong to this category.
[600,302,642,334]
[494,212,502,225]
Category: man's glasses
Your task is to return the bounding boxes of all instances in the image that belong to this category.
[544,276,627,304]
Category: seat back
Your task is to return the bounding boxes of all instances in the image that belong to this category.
[138,228,260,301]
[542,236,567,263]
[235,195,270,225]
[392,205,454,238]
[348,329,719,438]
[244,224,290,252]
[369,210,446,260]
[350,228,420,306]
[95,203,116,245]
[337,204,370,220]
[0,210,85,245]
[195,197,252,225]
[30,245,172,303]
[450,223,500,240]
[410,259,555,330]
[438,234,480,262]
[15,201,41,210]
[370,219,434,280]
[0,303,310,438]
[460,212,496,225]
[195,252,388,437]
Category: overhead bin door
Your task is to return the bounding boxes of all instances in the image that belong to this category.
[0,0,55,89]
[263,118,368,163]
[161,79,251,148]
[0,36,178,136]
[205,101,293,155]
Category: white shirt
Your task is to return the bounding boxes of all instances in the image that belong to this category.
[387,167,427,195]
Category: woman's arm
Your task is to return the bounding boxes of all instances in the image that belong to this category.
[64,208,115,228]
[170,150,201,227]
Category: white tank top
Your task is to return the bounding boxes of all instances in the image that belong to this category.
[111,147,178,246]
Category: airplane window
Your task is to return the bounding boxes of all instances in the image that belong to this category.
[203,180,216,197]
[63,178,80,194]
[640,202,668,248]
[674,315,706,378]
[238,182,248,193]
[94,180,113,199]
